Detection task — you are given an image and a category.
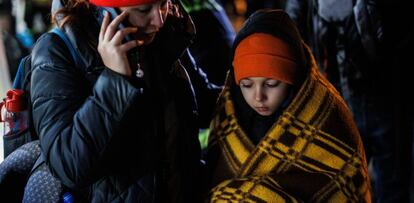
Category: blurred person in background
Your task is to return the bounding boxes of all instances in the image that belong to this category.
[286,0,414,202]
[0,0,27,81]
[24,0,52,39]
[245,0,285,18]
[181,0,235,86]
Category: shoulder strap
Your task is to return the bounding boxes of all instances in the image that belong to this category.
[12,28,86,89]
[49,27,86,70]
[13,56,29,89]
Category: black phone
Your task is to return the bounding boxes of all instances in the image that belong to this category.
[96,6,133,43]
[95,6,142,76]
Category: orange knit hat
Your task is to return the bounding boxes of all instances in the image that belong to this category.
[90,0,157,7]
[233,33,299,85]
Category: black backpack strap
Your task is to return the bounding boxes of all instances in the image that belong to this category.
[13,27,85,90]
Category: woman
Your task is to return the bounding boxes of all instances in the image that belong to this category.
[205,10,371,202]
[25,0,218,201]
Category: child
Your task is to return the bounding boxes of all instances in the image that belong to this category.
[205,9,371,202]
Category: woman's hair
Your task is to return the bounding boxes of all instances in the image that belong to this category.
[52,0,94,28]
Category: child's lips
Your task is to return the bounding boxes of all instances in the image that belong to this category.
[255,107,269,112]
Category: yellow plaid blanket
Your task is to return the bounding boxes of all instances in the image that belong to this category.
[207,55,371,202]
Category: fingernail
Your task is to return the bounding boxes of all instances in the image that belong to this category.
[103,10,108,16]
[137,40,144,45]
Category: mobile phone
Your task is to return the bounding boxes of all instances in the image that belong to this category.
[95,6,141,74]
[96,7,133,43]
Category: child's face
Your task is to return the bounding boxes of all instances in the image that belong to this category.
[239,77,290,116]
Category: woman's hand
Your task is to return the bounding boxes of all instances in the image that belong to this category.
[98,11,143,76]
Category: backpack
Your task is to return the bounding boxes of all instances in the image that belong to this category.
[0,27,85,158]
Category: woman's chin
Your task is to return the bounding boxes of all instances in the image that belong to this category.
[142,33,156,45]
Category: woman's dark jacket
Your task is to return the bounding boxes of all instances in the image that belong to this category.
[29,2,219,202]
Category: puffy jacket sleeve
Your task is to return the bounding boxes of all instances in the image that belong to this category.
[30,33,141,189]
